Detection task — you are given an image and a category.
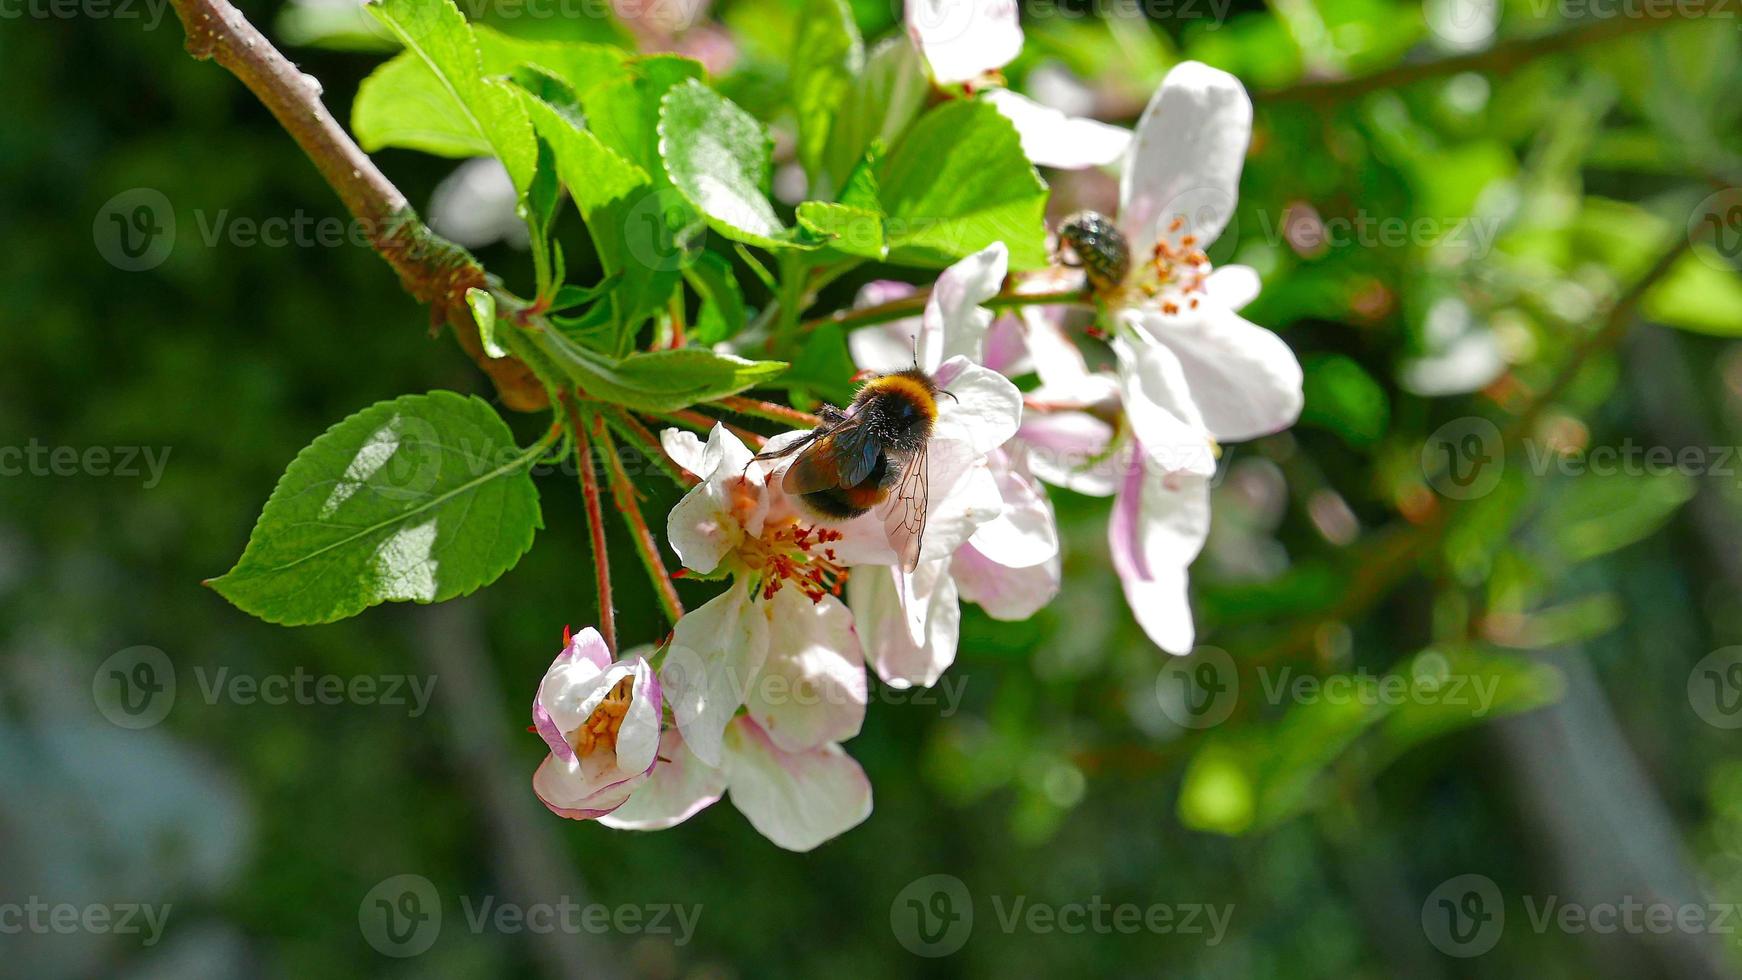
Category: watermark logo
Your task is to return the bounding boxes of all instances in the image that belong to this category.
[359,874,443,958]
[94,188,174,272]
[890,874,974,957]
[1421,874,1504,957]
[1155,646,1238,729]
[623,187,706,272]
[1422,417,1504,499]
[92,646,175,729]
[1689,646,1742,729]
[1692,188,1742,269]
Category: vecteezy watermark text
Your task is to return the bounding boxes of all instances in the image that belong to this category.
[0,898,171,947]
[1422,873,1740,957]
[0,440,171,488]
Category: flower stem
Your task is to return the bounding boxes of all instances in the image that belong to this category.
[653,409,766,448]
[799,287,1092,334]
[713,396,822,430]
[592,417,686,626]
[603,409,699,488]
[562,394,615,652]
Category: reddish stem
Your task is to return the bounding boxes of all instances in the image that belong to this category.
[593,417,686,626]
[605,410,699,488]
[563,395,615,651]
[715,396,822,429]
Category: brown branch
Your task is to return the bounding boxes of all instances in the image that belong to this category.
[166,0,547,410]
[563,396,616,651]
[1260,8,1716,105]
[800,287,1091,335]
[592,417,686,626]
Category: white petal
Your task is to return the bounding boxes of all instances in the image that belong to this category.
[1019,413,1121,497]
[1119,61,1253,258]
[965,450,1059,568]
[660,428,712,478]
[849,560,961,688]
[1116,334,1218,477]
[666,483,738,575]
[599,729,727,831]
[428,158,528,249]
[906,0,1022,86]
[722,717,872,852]
[849,321,922,375]
[952,543,1060,620]
[935,359,1023,455]
[665,581,769,767]
[1205,264,1261,312]
[533,755,649,819]
[613,660,662,777]
[922,243,1007,369]
[1109,458,1210,654]
[746,589,868,753]
[985,89,1132,170]
[1137,305,1304,443]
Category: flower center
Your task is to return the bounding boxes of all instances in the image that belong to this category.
[570,675,633,757]
[1127,216,1211,316]
[738,517,848,603]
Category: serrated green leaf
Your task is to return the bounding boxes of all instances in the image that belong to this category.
[659,78,814,251]
[790,0,862,190]
[360,0,537,193]
[877,99,1049,269]
[209,392,544,625]
[772,321,857,405]
[823,35,928,195]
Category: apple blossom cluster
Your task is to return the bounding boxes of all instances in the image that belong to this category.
[531,2,1303,850]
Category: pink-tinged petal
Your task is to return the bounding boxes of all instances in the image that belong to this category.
[823,437,1002,567]
[984,89,1132,170]
[1018,305,1092,392]
[983,313,1032,377]
[1019,411,1120,497]
[533,627,614,761]
[921,243,1007,369]
[906,0,1021,86]
[965,449,1059,568]
[1205,264,1261,312]
[1109,456,1210,654]
[747,589,868,753]
[721,716,872,852]
[935,359,1023,454]
[599,729,727,831]
[1119,61,1253,259]
[1116,333,1218,477]
[952,542,1061,620]
[1136,305,1304,443]
[534,755,650,820]
[665,580,769,767]
[849,560,961,688]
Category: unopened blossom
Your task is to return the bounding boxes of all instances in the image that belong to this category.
[532,627,663,819]
[905,0,1130,169]
[1053,61,1304,653]
[846,243,1060,687]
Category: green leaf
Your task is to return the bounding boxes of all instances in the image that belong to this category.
[659,78,814,251]
[772,321,857,405]
[877,99,1050,269]
[684,251,748,345]
[209,392,544,625]
[823,35,929,195]
[1534,468,1695,565]
[464,287,504,358]
[796,201,885,259]
[542,336,787,412]
[1643,248,1742,336]
[360,0,537,193]
[1300,353,1388,448]
[790,0,862,190]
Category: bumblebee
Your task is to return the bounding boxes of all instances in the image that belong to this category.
[755,369,944,571]
[1057,210,1131,295]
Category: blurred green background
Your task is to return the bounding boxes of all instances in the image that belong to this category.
[5,0,1742,976]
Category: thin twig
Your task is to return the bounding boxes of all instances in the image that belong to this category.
[164,0,546,409]
[653,409,766,448]
[714,396,823,429]
[562,395,616,651]
[799,287,1091,334]
[592,418,686,626]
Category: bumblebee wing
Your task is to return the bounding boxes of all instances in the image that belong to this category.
[781,416,880,493]
[878,441,929,572]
